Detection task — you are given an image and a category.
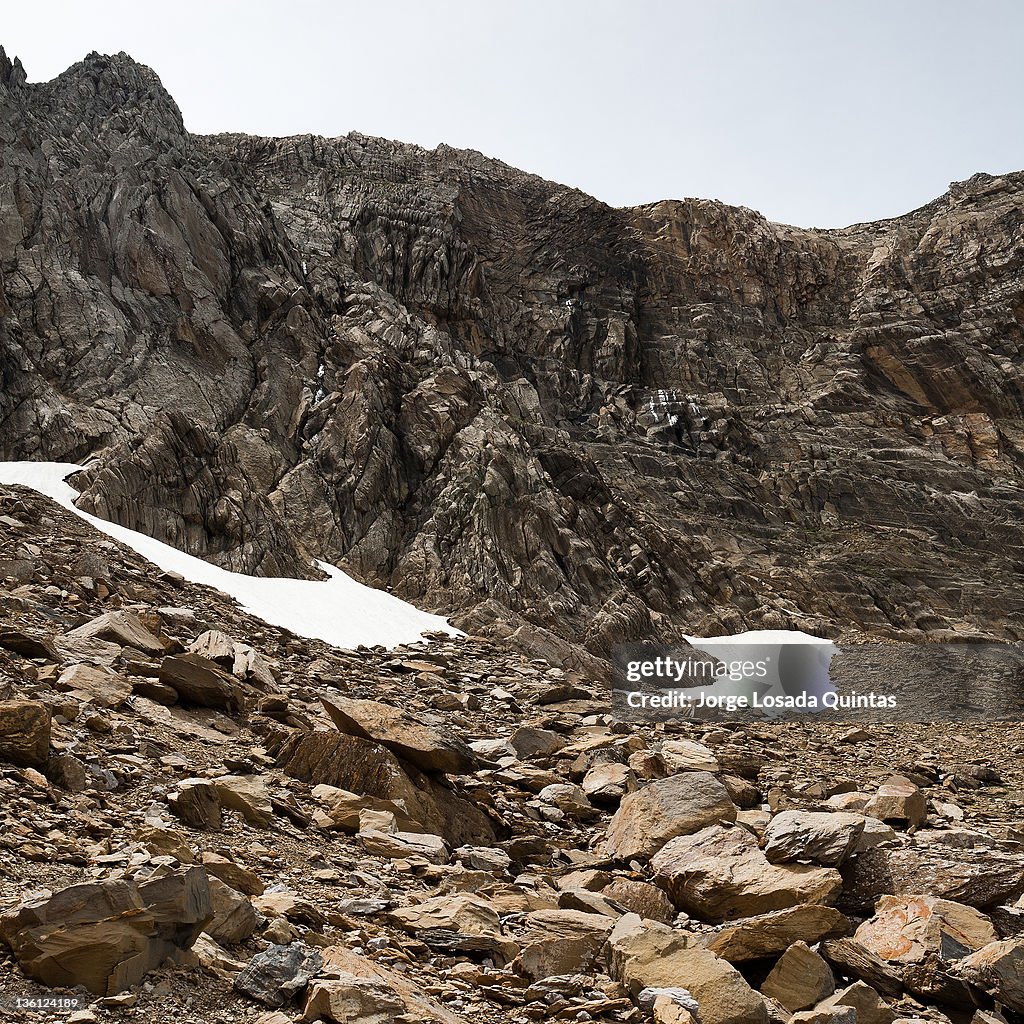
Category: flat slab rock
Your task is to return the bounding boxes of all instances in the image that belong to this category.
[321,694,478,774]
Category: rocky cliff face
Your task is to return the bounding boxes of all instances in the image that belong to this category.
[3,48,1024,665]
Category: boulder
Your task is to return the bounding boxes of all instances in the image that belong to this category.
[509,726,565,759]
[707,905,849,961]
[864,776,928,830]
[652,825,843,923]
[273,729,495,845]
[205,877,261,945]
[606,772,737,861]
[211,774,274,827]
[360,829,449,864]
[169,778,222,830]
[159,653,246,713]
[0,865,212,995]
[0,699,50,768]
[620,942,768,1024]
[841,837,1024,912]
[602,878,676,923]
[300,974,406,1024]
[582,762,631,805]
[761,941,835,1012]
[0,628,60,661]
[763,811,865,866]
[660,739,721,773]
[820,939,904,998]
[201,852,265,896]
[234,942,324,1008]
[516,909,614,980]
[816,981,897,1024]
[390,894,517,962]
[949,938,1024,1014]
[190,630,278,692]
[321,694,476,774]
[854,895,998,964]
[64,611,164,655]
[56,664,133,708]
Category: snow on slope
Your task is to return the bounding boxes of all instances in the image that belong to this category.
[0,462,460,650]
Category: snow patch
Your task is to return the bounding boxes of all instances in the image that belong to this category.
[0,462,461,651]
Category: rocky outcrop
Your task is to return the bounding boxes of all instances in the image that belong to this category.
[3,49,1024,666]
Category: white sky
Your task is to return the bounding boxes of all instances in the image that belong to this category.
[4,1,1024,227]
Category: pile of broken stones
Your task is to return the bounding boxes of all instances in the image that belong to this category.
[1,485,1024,1024]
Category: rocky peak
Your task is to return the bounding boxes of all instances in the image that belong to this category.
[0,46,27,91]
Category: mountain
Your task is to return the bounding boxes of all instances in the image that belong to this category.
[2,48,1024,670]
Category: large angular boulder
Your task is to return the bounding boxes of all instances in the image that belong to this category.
[516,909,614,980]
[321,695,477,774]
[0,865,212,995]
[390,894,518,963]
[190,630,279,693]
[159,653,246,713]
[272,729,495,845]
[211,774,274,827]
[841,836,1024,912]
[949,938,1024,1013]
[234,942,325,1008]
[56,664,133,708]
[864,776,928,830]
[64,610,164,655]
[707,905,849,961]
[854,895,998,964]
[651,825,843,923]
[605,772,737,861]
[816,981,897,1024]
[761,941,835,1012]
[763,811,865,866]
[602,878,676,923]
[617,938,768,1024]
[0,699,50,768]
[300,973,406,1024]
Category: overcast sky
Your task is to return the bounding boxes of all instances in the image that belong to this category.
[5,1,1024,227]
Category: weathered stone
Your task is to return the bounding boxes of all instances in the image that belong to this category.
[652,825,843,923]
[0,865,212,995]
[516,909,614,980]
[56,664,133,708]
[321,694,476,774]
[65,610,164,655]
[211,774,274,827]
[854,895,998,964]
[0,628,60,661]
[169,778,222,829]
[159,653,246,713]
[817,981,897,1024]
[864,776,928,830]
[0,699,49,768]
[761,941,835,1012]
[201,853,265,896]
[606,772,737,861]
[300,974,406,1024]
[602,878,676,923]
[205,876,261,945]
[360,829,449,864]
[763,810,865,866]
[273,729,495,845]
[234,942,324,1008]
[707,905,850,961]
[841,838,1024,912]
[949,938,1024,1013]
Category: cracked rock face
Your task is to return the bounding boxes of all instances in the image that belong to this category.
[3,48,1024,669]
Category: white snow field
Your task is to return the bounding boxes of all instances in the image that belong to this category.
[0,461,460,650]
